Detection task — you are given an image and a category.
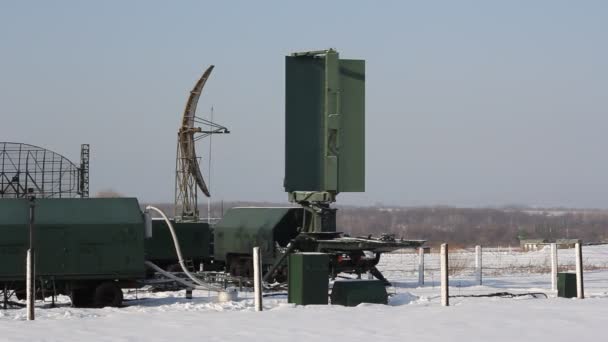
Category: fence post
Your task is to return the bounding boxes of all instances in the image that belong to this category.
[26,250,34,320]
[253,246,263,311]
[475,245,482,286]
[440,243,449,306]
[575,242,584,299]
[418,247,424,286]
[550,243,558,292]
[26,197,35,321]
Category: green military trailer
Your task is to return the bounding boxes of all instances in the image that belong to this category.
[144,219,212,272]
[0,198,145,307]
[213,207,302,279]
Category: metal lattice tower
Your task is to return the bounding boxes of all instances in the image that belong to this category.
[79,144,90,198]
[175,141,199,220]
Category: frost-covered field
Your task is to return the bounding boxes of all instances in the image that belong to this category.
[1,245,607,342]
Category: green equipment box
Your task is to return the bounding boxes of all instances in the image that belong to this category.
[330,280,388,306]
[557,272,577,298]
[288,253,329,305]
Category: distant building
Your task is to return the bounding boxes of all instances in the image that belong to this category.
[520,239,548,251]
[519,238,582,251]
[555,239,582,249]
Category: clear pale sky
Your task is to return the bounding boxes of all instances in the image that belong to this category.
[1,1,607,208]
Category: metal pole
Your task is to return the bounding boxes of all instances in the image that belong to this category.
[207,106,213,224]
[475,245,482,286]
[26,196,35,320]
[418,247,424,286]
[253,247,263,311]
[550,243,558,292]
[26,250,34,319]
[3,284,7,310]
[575,242,584,299]
[440,243,449,307]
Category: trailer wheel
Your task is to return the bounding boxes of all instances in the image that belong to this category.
[93,282,123,308]
[242,261,253,278]
[228,262,241,277]
[71,288,94,308]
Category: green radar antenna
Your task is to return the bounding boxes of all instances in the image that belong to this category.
[284,49,365,233]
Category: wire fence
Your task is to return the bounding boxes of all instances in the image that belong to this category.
[377,244,608,294]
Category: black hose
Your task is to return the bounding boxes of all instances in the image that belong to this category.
[450,292,548,299]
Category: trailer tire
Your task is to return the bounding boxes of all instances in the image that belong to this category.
[15,289,26,301]
[93,282,123,308]
[71,287,94,308]
[228,262,240,277]
[242,261,253,278]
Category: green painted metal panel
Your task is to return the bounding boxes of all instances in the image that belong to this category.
[285,56,325,191]
[337,59,365,192]
[284,52,365,193]
[324,50,340,191]
[36,198,144,225]
[557,272,577,298]
[0,200,27,278]
[0,199,29,225]
[0,198,143,225]
[0,198,145,281]
[145,219,210,262]
[213,207,302,263]
[330,280,388,306]
[288,253,329,305]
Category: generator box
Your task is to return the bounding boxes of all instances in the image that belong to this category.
[288,253,329,305]
[557,272,577,298]
[330,280,388,306]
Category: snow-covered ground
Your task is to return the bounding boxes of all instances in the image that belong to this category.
[1,245,607,342]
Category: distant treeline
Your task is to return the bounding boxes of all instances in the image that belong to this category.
[337,206,608,247]
[138,199,608,247]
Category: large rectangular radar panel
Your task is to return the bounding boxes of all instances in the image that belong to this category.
[284,49,365,195]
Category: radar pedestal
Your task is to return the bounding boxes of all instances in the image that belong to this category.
[288,191,336,233]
